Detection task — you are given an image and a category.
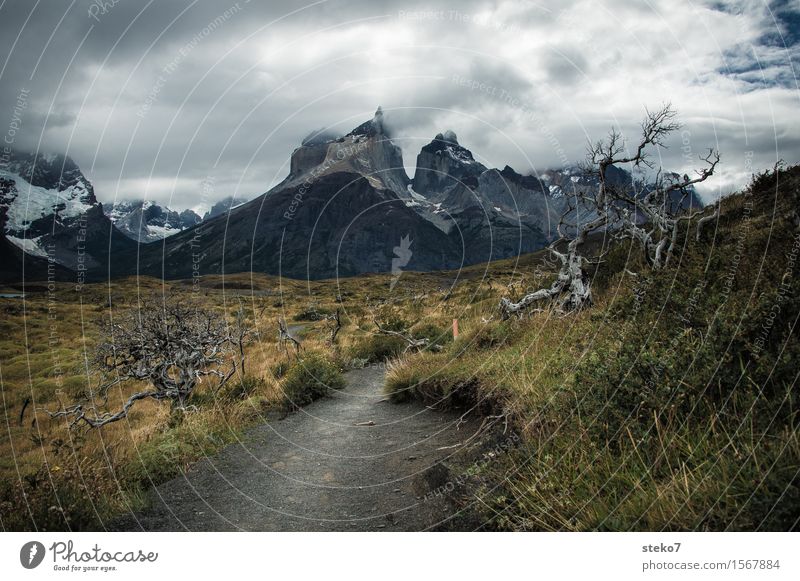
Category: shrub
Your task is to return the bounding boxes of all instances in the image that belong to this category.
[124,432,196,488]
[293,305,331,321]
[281,354,345,409]
[218,375,266,402]
[348,334,405,363]
[123,414,235,490]
[234,396,274,423]
[410,322,452,350]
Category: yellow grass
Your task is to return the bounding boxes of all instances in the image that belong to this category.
[0,256,538,529]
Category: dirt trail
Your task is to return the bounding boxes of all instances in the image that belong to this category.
[111,366,483,531]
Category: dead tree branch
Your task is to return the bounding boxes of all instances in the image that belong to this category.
[278,318,301,355]
[325,309,342,345]
[500,104,719,317]
[593,105,719,270]
[48,295,248,429]
[372,318,441,354]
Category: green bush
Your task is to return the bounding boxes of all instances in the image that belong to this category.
[410,322,452,350]
[218,375,266,402]
[124,433,194,488]
[124,415,238,490]
[349,334,406,363]
[281,354,345,409]
[293,305,331,321]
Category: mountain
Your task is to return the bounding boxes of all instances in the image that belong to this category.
[106,194,256,243]
[111,108,462,280]
[2,110,704,283]
[203,196,247,220]
[0,151,136,280]
[410,131,556,256]
[110,109,703,281]
[539,165,703,210]
[105,200,202,242]
[412,130,486,200]
[0,222,73,285]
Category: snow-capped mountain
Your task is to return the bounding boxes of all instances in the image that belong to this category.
[538,165,701,210]
[105,200,201,242]
[1,152,96,248]
[0,151,135,274]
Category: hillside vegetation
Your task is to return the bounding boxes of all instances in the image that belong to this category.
[385,164,800,530]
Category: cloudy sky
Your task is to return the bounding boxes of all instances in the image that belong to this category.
[0,0,798,210]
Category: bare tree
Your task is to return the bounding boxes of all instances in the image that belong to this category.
[49,296,250,429]
[500,170,612,318]
[278,318,301,355]
[325,309,342,345]
[592,105,719,269]
[500,104,719,318]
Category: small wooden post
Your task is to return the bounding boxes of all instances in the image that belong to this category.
[452,318,459,339]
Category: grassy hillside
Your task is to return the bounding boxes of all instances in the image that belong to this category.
[1,165,797,531]
[385,164,800,530]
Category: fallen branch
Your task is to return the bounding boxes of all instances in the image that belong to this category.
[373,319,441,353]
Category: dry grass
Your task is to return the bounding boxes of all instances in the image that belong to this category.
[0,255,540,530]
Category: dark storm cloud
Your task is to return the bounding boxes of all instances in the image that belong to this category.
[543,46,589,85]
[1,0,798,210]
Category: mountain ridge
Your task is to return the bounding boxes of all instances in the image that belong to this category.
[2,108,703,283]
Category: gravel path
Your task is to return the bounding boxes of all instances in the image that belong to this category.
[111,366,482,531]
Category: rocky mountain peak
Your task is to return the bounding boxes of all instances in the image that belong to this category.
[440,129,458,145]
[1,150,97,205]
[105,199,203,242]
[287,106,409,196]
[346,106,386,138]
[0,148,135,272]
[412,131,486,199]
[0,149,100,241]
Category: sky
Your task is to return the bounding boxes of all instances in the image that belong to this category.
[0,0,798,211]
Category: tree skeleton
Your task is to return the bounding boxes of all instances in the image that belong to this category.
[500,104,719,318]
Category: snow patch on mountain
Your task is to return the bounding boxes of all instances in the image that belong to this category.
[7,234,48,258]
[1,170,94,234]
[407,185,427,202]
[105,200,202,243]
